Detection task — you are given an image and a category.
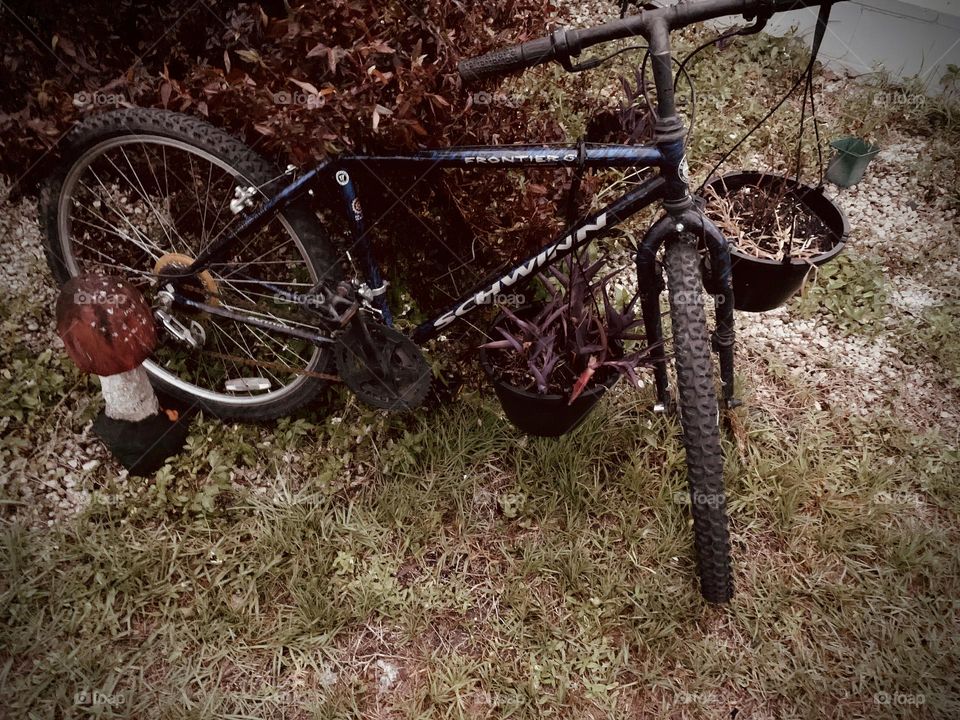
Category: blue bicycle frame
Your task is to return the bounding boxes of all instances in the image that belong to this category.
[177,134,737,408]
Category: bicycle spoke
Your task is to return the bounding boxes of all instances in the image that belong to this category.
[77,176,166,260]
[115,146,183,254]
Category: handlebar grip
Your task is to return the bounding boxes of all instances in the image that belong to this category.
[458,37,554,82]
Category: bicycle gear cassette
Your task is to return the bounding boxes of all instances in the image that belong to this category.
[334,320,431,411]
[154,253,219,305]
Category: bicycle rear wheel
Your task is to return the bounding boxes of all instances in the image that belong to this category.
[664,237,733,603]
[40,109,342,421]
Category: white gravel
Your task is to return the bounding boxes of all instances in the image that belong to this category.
[0,181,120,526]
[734,128,959,427]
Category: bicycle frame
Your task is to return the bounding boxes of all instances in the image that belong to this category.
[177,134,737,408]
[337,143,669,341]
[185,141,671,332]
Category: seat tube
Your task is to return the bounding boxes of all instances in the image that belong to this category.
[334,166,393,324]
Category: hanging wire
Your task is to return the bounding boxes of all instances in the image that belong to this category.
[794,63,812,185]
[696,1,834,196]
[695,63,812,195]
[674,25,748,83]
[807,68,825,186]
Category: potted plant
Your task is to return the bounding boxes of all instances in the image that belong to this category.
[479,251,654,437]
[702,171,848,312]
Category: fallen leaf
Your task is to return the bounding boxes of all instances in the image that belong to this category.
[236,49,261,66]
[372,103,393,132]
[289,77,320,96]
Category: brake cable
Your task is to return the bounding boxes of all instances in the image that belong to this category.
[555,42,649,73]
[674,13,771,85]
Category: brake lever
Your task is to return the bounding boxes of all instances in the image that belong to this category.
[551,27,647,74]
[558,55,610,73]
[551,28,578,72]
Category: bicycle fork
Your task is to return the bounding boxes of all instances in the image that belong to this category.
[636,208,739,411]
[636,19,738,411]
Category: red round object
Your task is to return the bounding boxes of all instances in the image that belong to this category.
[55,274,156,376]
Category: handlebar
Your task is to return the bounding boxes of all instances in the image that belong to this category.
[459,0,835,82]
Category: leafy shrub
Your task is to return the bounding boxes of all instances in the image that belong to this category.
[481,250,653,398]
[1,0,581,314]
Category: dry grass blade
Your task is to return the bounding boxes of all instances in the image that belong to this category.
[704,181,830,262]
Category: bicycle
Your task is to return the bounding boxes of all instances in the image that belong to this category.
[40,0,837,603]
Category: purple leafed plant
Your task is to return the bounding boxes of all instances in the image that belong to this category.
[481,249,657,403]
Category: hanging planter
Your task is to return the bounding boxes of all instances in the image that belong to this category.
[480,346,619,437]
[703,171,848,312]
[478,249,655,437]
[825,137,881,187]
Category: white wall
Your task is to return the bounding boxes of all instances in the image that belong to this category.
[763,0,960,91]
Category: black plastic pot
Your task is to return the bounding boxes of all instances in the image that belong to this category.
[705,172,848,312]
[479,347,618,437]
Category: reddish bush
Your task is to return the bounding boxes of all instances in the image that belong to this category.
[1,0,599,313]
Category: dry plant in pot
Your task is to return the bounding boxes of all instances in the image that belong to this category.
[479,249,655,437]
[702,171,848,311]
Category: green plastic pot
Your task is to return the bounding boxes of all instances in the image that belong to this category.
[825,137,880,187]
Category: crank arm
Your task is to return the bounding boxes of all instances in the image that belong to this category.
[168,290,336,346]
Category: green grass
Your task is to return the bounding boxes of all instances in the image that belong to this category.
[2,368,959,717]
[894,301,960,390]
[795,253,891,335]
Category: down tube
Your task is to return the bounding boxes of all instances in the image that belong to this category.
[412,175,666,343]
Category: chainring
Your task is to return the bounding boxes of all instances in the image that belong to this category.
[334,319,431,411]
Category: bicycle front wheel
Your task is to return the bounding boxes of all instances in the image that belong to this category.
[664,237,733,603]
